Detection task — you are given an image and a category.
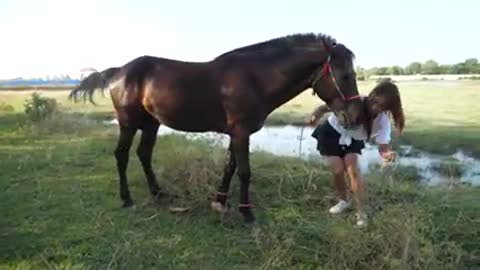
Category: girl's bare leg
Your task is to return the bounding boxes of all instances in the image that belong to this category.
[326,156,347,200]
[344,153,368,226]
[326,156,351,214]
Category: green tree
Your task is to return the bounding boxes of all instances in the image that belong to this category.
[464,58,479,74]
[405,62,422,75]
[355,66,367,80]
[375,67,388,75]
[437,65,450,74]
[448,63,465,74]
[388,65,404,75]
[422,60,440,74]
[367,67,378,76]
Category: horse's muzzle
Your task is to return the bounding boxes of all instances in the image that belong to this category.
[336,110,355,129]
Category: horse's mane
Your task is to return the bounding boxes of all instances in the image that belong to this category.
[214,33,342,60]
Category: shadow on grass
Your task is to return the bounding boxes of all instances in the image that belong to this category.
[0,219,48,265]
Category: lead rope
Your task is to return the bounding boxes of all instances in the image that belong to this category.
[298,125,305,159]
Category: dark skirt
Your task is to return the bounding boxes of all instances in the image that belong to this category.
[311,120,365,158]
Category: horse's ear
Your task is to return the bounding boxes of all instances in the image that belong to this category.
[322,39,333,54]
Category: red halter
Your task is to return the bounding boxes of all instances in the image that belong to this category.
[321,59,361,101]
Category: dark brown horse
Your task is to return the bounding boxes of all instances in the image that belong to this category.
[69,33,363,224]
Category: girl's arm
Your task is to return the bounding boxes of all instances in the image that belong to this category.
[374,113,396,163]
[305,104,331,125]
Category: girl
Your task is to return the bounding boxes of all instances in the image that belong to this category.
[306,81,405,227]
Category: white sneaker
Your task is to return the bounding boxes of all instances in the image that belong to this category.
[328,200,351,214]
[355,212,368,228]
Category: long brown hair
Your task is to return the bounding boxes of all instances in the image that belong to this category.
[364,81,405,137]
[309,81,405,138]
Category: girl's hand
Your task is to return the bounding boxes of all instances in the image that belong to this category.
[380,151,396,165]
[378,144,396,165]
[304,115,316,126]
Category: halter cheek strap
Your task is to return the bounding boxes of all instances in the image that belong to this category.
[322,62,330,77]
[343,94,361,101]
[318,58,361,101]
[313,43,360,101]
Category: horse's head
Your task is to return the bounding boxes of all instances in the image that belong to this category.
[311,42,363,128]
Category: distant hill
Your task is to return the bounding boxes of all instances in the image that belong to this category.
[0,77,80,87]
[0,68,100,87]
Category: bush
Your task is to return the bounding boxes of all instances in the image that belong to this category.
[24,92,58,121]
[0,101,15,112]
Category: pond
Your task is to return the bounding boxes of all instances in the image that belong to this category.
[107,119,480,187]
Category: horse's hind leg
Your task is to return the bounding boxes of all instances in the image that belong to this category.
[115,124,138,207]
[136,120,163,199]
[211,141,236,213]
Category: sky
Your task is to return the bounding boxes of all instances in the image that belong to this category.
[0,0,478,79]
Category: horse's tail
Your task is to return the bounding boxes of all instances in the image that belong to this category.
[69,67,120,104]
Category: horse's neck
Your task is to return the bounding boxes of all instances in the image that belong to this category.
[264,60,317,113]
[268,82,311,113]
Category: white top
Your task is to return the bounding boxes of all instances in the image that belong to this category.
[327,112,392,146]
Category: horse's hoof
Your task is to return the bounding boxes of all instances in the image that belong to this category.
[243,214,256,225]
[239,207,256,225]
[211,201,228,213]
[150,187,165,198]
[122,199,134,208]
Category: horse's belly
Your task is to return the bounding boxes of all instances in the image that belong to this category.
[143,86,227,133]
[152,109,227,133]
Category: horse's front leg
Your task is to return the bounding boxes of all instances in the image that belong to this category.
[232,134,255,224]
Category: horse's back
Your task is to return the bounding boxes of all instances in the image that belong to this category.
[108,54,268,134]
[108,55,228,132]
[109,55,195,105]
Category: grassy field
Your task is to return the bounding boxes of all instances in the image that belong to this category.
[3,80,479,157]
[0,81,479,269]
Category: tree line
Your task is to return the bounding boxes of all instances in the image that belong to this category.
[356,58,480,79]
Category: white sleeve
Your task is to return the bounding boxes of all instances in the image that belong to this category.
[374,113,391,144]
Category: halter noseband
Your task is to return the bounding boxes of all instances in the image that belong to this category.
[312,56,361,101]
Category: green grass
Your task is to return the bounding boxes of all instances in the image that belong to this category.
[0,102,479,269]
